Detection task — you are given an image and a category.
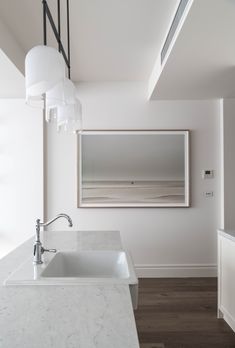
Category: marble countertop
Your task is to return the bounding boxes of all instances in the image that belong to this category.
[0,231,139,348]
[218,229,235,242]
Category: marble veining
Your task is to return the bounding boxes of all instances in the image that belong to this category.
[0,231,139,348]
[218,229,235,242]
[43,230,123,252]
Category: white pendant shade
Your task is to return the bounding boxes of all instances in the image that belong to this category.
[46,78,77,109]
[25,45,65,101]
[25,94,45,108]
[25,44,82,133]
[57,99,82,133]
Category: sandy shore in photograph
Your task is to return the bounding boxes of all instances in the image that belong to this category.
[82,181,184,203]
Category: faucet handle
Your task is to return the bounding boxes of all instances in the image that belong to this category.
[42,248,57,254]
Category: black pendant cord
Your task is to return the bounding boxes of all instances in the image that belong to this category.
[42,0,71,78]
[57,0,61,52]
[67,0,71,79]
[43,0,47,45]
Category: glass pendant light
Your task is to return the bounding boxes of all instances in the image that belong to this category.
[45,78,79,123]
[25,0,83,133]
[46,78,77,109]
[25,45,65,107]
[57,99,82,133]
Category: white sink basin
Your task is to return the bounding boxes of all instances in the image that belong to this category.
[4,249,138,308]
[4,249,137,286]
[41,251,130,279]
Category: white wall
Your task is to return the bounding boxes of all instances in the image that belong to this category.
[0,18,25,74]
[0,99,43,258]
[46,82,221,277]
[222,98,235,230]
[0,49,25,98]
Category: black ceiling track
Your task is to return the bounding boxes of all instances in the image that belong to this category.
[42,0,71,79]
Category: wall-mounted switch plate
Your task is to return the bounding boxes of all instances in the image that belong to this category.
[202,170,214,179]
[204,191,214,198]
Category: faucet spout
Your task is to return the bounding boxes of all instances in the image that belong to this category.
[39,213,73,228]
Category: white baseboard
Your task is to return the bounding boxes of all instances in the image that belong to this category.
[220,306,235,332]
[135,263,217,278]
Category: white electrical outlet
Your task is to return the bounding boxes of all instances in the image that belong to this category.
[202,170,214,179]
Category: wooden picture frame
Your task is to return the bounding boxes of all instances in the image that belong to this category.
[77,130,190,208]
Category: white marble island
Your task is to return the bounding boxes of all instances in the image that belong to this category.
[0,231,139,348]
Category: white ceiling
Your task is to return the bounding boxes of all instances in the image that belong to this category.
[0,49,25,98]
[0,0,179,82]
[151,0,235,100]
[2,0,232,100]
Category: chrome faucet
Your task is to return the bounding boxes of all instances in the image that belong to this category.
[33,213,73,264]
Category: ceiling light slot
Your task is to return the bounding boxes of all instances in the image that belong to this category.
[161,0,190,64]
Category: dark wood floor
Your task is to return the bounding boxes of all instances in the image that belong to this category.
[134,278,235,348]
